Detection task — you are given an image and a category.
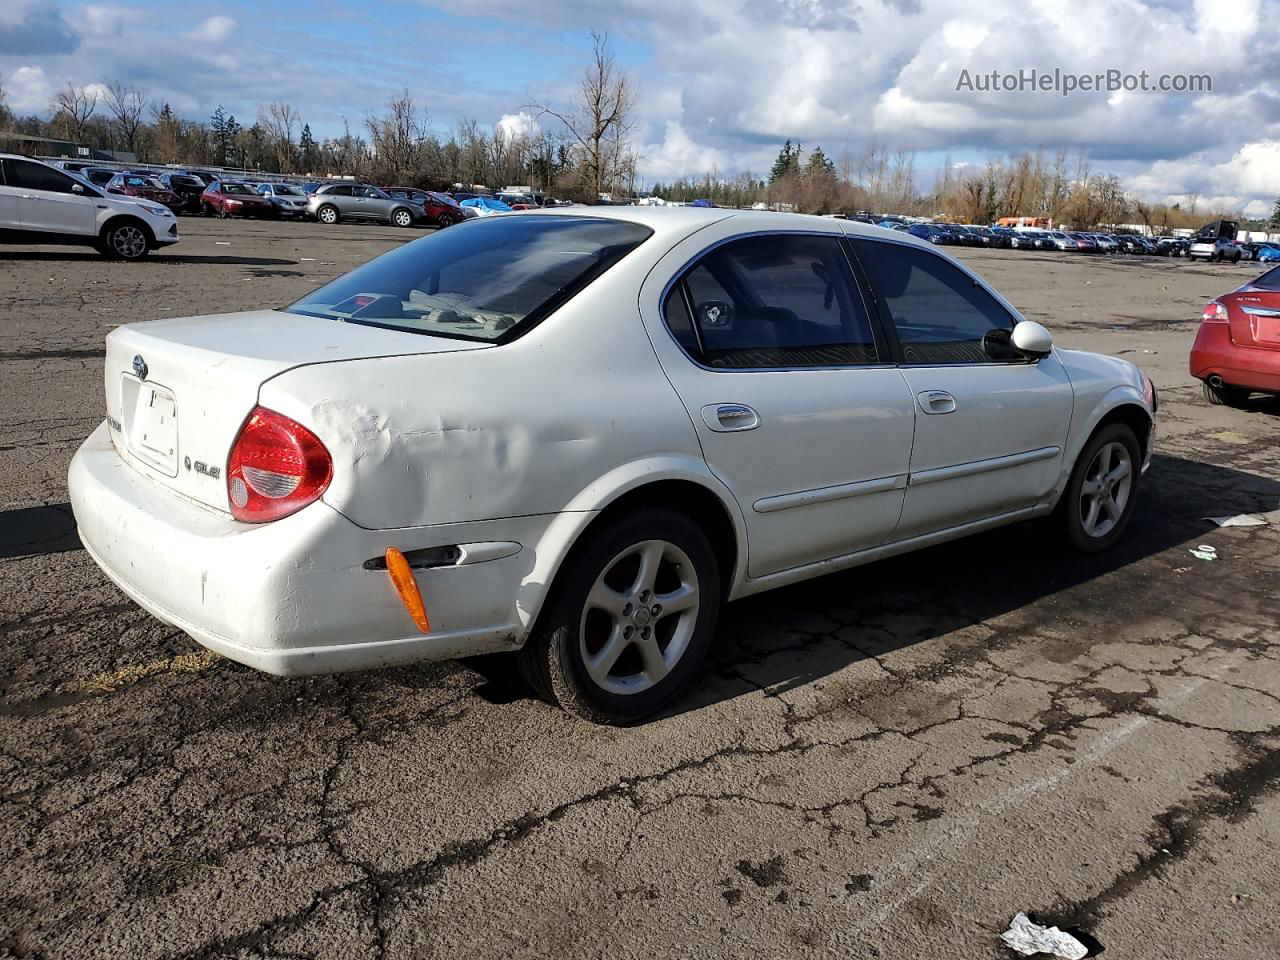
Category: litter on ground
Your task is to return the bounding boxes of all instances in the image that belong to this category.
[1204,513,1270,528]
[1189,545,1218,561]
[1000,912,1089,959]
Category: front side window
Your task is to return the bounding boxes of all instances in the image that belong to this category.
[666,234,878,368]
[288,215,652,343]
[10,160,80,195]
[852,239,1019,364]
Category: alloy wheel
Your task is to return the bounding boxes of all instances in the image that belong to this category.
[578,540,700,696]
[111,225,147,259]
[1079,440,1133,538]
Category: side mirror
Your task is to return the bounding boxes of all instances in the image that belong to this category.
[71,183,85,194]
[697,300,733,328]
[1011,320,1053,359]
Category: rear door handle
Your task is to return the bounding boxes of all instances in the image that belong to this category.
[702,403,760,432]
[917,390,956,415]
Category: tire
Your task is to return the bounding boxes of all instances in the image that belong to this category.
[517,508,721,724]
[390,207,414,228]
[1056,422,1142,554]
[1202,380,1250,408]
[316,204,339,225]
[1232,253,1241,264]
[436,212,457,228]
[201,202,213,217]
[99,220,151,261]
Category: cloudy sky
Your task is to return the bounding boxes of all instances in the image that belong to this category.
[2,0,1277,214]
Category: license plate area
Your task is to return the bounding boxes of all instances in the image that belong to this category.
[121,375,179,476]
[1252,313,1280,347]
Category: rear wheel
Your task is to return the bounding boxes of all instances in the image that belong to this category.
[436,212,457,228]
[1232,252,1241,264]
[517,508,721,724]
[1057,423,1142,553]
[316,204,339,225]
[1203,380,1251,408]
[390,207,415,228]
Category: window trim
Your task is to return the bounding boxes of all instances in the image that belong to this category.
[657,229,895,373]
[845,234,1034,368]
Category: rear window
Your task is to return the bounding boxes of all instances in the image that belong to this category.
[1253,265,1280,291]
[286,216,652,342]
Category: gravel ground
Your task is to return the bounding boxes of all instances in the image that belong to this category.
[2,218,1279,960]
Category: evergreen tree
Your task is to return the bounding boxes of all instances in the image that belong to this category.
[299,123,318,171]
[1270,194,1280,230]
[770,140,801,182]
[805,145,835,178]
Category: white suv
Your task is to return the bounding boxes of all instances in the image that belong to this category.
[0,153,180,260]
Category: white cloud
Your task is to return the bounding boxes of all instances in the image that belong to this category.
[496,111,540,141]
[638,121,730,179]
[6,64,52,112]
[183,16,236,44]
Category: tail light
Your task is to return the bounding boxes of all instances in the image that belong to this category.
[1202,301,1229,323]
[226,406,332,523]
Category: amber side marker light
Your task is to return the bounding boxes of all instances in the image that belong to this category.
[385,547,431,634]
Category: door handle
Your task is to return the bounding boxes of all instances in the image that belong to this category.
[702,403,760,432]
[917,390,957,415]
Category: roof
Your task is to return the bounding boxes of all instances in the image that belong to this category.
[527,203,933,250]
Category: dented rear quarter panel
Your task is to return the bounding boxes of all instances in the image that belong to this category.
[258,260,707,531]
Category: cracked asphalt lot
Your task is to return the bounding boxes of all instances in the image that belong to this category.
[3,220,1280,959]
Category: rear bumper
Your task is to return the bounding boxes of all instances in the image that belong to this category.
[69,422,541,676]
[1189,323,1280,393]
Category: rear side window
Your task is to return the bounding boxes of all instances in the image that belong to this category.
[668,234,878,368]
[852,239,1019,364]
[8,159,79,195]
[288,216,652,343]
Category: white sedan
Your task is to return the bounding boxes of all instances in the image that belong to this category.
[69,208,1156,723]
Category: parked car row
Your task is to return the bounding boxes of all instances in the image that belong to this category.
[893,220,1196,257]
[60,162,561,229]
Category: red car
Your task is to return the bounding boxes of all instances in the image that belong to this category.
[383,186,465,227]
[200,180,278,219]
[1190,263,1280,406]
[105,173,181,209]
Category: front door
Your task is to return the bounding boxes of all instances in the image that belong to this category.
[850,237,1074,540]
[643,229,917,578]
[7,158,97,236]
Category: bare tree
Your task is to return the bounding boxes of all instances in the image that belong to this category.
[365,91,429,183]
[52,83,99,142]
[260,101,301,172]
[530,31,635,200]
[105,81,147,154]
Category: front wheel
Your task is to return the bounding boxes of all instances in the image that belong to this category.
[316,205,339,225]
[99,221,150,261]
[391,207,415,228]
[517,508,721,724]
[1056,423,1142,553]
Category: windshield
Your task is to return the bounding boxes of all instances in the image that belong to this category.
[272,184,302,195]
[223,183,253,195]
[287,216,652,342]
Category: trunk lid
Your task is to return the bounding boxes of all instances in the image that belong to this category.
[104,310,489,512]
[1224,288,1280,351]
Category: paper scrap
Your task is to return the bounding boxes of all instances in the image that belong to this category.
[1000,912,1089,959]
[1204,514,1269,528]
[1189,545,1217,561]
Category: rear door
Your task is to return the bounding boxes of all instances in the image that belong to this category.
[850,236,1074,541]
[7,158,98,236]
[641,226,916,578]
